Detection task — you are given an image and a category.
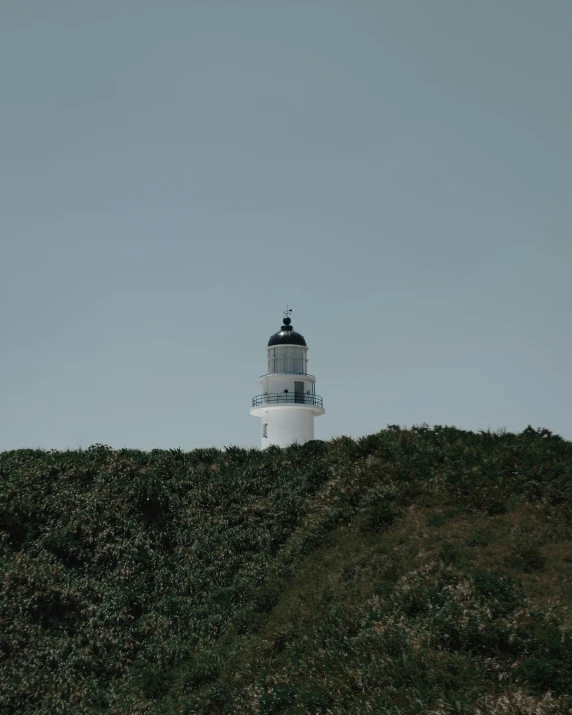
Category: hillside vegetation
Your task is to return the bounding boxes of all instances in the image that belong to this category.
[1,426,572,714]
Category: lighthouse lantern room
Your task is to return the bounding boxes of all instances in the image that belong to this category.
[250,310,325,448]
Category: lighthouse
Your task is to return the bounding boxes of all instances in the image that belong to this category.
[250,310,325,449]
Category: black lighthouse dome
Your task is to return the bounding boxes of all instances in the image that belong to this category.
[267,316,307,347]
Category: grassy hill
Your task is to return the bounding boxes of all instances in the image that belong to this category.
[1,426,571,714]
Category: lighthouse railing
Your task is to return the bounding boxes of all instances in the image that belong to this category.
[259,373,315,380]
[252,393,324,408]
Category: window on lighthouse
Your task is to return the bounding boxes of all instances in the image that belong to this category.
[268,347,307,374]
[262,423,268,439]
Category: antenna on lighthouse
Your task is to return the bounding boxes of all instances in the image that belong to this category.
[283,305,293,319]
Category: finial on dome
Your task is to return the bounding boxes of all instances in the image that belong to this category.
[282,305,293,328]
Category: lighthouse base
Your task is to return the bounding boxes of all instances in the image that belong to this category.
[250,404,324,449]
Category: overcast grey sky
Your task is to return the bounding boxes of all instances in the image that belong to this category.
[1,1,570,451]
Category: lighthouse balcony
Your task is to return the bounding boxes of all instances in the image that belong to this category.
[259,372,315,380]
[252,393,324,408]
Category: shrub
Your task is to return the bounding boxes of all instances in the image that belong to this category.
[472,570,523,616]
[1,425,571,714]
[465,530,492,547]
[517,656,572,694]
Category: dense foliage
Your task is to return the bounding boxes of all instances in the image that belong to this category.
[1,425,571,714]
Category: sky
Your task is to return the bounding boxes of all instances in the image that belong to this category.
[1,0,571,451]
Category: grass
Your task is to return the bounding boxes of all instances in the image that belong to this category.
[1,425,571,713]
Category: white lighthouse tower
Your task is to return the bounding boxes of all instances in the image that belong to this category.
[250,310,325,449]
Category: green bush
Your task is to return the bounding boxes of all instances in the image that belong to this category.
[472,570,523,616]
[517,656,572,694]
[465,529,492,547]
[1,426,571,714]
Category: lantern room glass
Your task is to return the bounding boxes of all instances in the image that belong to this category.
[267,346,307,374]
